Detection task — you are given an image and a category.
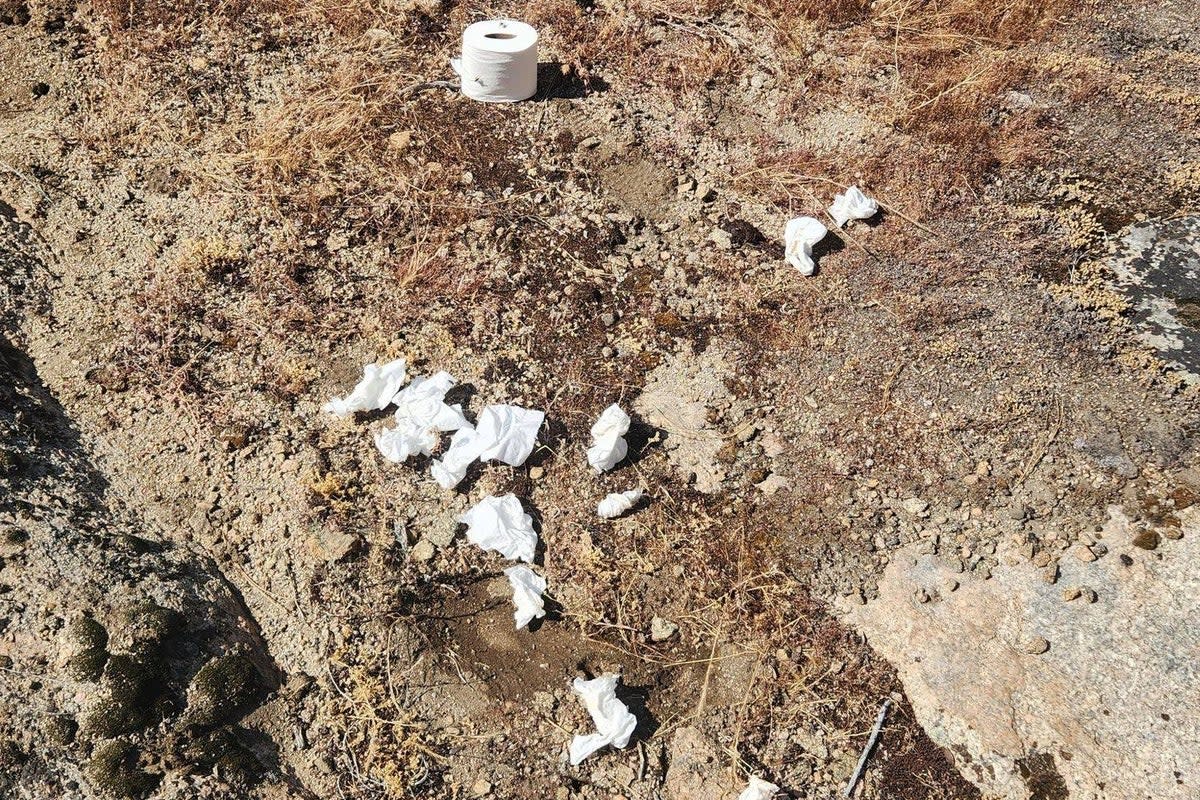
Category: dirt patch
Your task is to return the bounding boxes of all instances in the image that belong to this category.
[635,344,746,493]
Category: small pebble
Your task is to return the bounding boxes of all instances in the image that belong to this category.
[1072,544,1096,563]
[410,539,435,562]
[649,616,678,642]
[1023,636,1050,655]
[1061,587,1081,601]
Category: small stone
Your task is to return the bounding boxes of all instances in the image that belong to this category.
[1007,504,1029,521]
[649,616,678,642]
[901,498,930,517]
[410,539,435,562]
[529,466,544,480]
[1023,636,1050,655]
[1131,529,1160,550]
[470,778,493,797]
[1072,544,1096,563]
[915,587,931,604]
[1061,587,1081,601]
[1041,565,1059,585]
[577,136,601,150]
[1081,587,1098,604]
[311,527,357,562]
[709,228,734,250]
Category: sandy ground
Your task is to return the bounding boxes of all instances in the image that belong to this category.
[1,0,1199,798]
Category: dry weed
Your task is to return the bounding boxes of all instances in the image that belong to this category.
[326,640,450,798]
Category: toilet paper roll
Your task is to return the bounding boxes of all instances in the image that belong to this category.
[453,20,538,103]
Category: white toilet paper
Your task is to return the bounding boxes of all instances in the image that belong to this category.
[454,20,538,103]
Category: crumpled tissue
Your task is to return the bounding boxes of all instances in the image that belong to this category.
[587,404,631,472]
[597,489,645,519]
[737,776,781,800]
[322,358,407,417]
[392,371,469,432]
[375,418,439,464]
[374,371,470,463]
[503,565,546,629]
[568,674,638,765]
[429,403,545,489]
[431,427,483,489]
[458,494,538,563]
[475,404,545,466]
[784,217,828,276]
[828,185,879,228]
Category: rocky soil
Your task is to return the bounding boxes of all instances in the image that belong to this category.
[2,0,1199,798]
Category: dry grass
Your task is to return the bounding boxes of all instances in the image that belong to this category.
[725,0,1074,216]
[326,638,451,799]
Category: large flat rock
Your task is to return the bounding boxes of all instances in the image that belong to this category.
[841,506,1199,799]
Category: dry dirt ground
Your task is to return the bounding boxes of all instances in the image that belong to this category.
[1,0,1198,798]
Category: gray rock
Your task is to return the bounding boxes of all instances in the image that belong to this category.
[842,506,1200,799]
[1106,215,1200,382]
[650,616,678,642]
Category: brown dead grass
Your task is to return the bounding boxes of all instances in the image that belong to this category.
[732,0,1072,215]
